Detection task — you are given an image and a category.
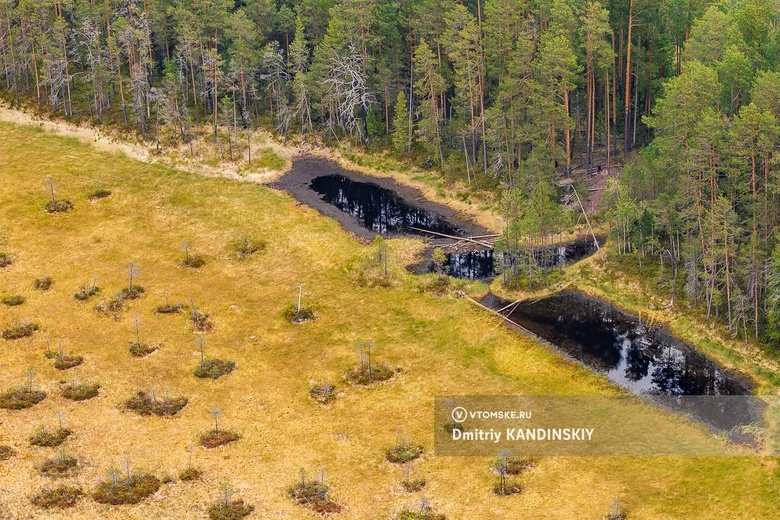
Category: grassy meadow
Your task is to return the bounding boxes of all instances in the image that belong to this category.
[1,121,779,519]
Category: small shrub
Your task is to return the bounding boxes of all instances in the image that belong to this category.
[123,391,188,417]
[288,476,342,514]
[195,359,236,379]
[386,443,424,464]
[74,284,100,301]
[119,285,144,300]
[401,479,427,493]
[208,498,254,520]
[92,473,161,505]
[44,199,74,213]
[0,252,13,268]
[182,255,207,268]
[493,456,536,476]
[156,302,185,314]
[309,383,337,405]
[233,237,265,259]
[53,354,84,370]
[34,277,53,290]
[2,294,25,306]
[492,481,522,496]
[38,454,78,477]
[0,445,16,461]
[88,189,112,201]
[179,467,203,481]
[0,388,46,409]
[200,430,240,449]
[31,485,84,509]
[396,503,446,520]
[419,275,451,294]
[282,303,315,323]
[2,322,39,340]
[29,426,72,447]
[129,342,160,357]
[94,298,122,316]
[192,309,214,332]
[62,383,100,401]
[345,364,397,386]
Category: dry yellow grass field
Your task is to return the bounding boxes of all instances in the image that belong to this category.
[1,121,779,519]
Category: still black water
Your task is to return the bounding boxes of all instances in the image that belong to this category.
[310,174,463,236]
[483,290,762,433]
[446,236,603,280]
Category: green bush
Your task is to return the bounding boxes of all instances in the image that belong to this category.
[31,485,84,509]
[129,342,160,357]
[288,479,342,514]
[38,454,78,477]
[88,189,112,201]
[309,383,337,405]
[2,294,25,306]
[44,199,74,213]
[0,388,46,409]
[123,391,188,417]
[34,277,53,290]
[74,284,100,301]
[208,498,254,520]
[194,359,236,379]
[179,467,203,481]
[61,383,100,401]
[200,430,240,449]
[386,443,424,464]
[0,252,13,268]
[29,426,72,447]
[282,303,315,323]
[92,473,160,505]
[2,322,39,340]
[0,445,16,461]
[232,237,265,259]
[119,285,144,300]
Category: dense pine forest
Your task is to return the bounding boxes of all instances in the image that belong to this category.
[0,0,779,350]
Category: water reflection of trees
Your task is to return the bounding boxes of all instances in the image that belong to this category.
[312,175,459,235]
[505,290,747,396]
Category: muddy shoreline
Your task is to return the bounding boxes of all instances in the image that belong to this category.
[271,156,491,241]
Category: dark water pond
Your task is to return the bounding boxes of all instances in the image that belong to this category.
[310,174,463,236]
[445,235,604,280]
[482,290,762,434]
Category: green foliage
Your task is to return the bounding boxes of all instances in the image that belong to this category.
[208,498,254,520]
[92,472,161,505]
[33,277,53,290]
[200,430,241,449]
[0,388,46,409]
[29,426,71,447]
[282,303,315,323]
[2,322,39,340]
[392,89,410,153]
[232,237,266,259]
[194,359,236,379]
[386,443,424,464]
[123,391,188,416]
[0,445,16,461]
[38,454,79,477]
[288,472,342,514]
[31,485,84,509]
[2,294,25,306]
[431,247,448,278]
[61,383,100,401]
[179,467,203,481]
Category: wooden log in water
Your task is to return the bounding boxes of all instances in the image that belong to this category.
[407,227,493,248]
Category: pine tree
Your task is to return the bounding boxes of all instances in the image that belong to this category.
[391,89,410,153]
